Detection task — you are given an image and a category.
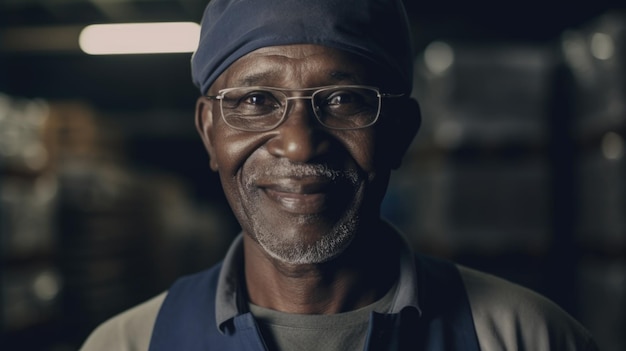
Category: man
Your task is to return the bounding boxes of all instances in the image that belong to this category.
[82,0,598,350]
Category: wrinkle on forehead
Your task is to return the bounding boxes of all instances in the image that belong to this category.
[212,44,374,90]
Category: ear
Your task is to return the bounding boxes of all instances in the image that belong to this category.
[195,97,220,171]
[387,97,421,169]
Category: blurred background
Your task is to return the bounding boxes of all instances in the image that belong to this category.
[1,0,624,350]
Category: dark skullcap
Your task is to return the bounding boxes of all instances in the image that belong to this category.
[191,0,414,95]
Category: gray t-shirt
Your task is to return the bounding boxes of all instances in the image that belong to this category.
[248,282,397,351]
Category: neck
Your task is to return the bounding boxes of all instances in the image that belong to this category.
[243,221,399,314]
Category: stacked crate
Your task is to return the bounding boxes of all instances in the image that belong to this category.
[382,11,625,350]
[42,102,164,345]
[562,11,626,351]
[384,40,561,292]
[0,94,62,347]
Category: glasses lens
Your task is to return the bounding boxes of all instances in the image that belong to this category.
[220,88,285,131]
[313,87,380,129]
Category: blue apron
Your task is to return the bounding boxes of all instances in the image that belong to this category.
[148,255,480,350]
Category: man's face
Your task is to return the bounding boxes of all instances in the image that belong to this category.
[197,44,413,264]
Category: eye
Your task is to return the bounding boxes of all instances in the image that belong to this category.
[318,88,377,117]
[241,91,279,107]
[221,89,283,117]
[326,90,359,106]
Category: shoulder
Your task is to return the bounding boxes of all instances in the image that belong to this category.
[79,264,225,351]
[80,292,167,351]
[458,265,598,351]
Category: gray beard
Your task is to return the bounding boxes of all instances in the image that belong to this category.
[252,210,359,265]
[244,162,361,264]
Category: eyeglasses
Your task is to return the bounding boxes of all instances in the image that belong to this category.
[205,85,403,132]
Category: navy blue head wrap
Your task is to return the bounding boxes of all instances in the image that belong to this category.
[191,0,414,95]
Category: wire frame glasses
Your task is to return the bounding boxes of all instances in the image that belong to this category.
[205,85,403,132]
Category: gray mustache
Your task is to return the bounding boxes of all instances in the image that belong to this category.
[251,163,359,184]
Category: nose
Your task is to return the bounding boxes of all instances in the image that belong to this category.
[265,98,330,163]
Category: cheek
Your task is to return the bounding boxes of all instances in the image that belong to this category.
[214,138,252,175]
[210,126,273,207]
[212,138,255,225]
[210,120,269,175]
[342,129,380,174]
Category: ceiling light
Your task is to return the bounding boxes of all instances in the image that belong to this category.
[79,22,200,55]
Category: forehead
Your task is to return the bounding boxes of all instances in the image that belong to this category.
[212,44,380,90]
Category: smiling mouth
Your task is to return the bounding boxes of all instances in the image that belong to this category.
[265,189,328,214]
[259,177,342,214]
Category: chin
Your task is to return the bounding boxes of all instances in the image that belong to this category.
[254,214,360,265]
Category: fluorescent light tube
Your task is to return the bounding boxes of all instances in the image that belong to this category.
[79,22,200,55]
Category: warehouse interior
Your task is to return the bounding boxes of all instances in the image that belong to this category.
[1,0,625,350]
